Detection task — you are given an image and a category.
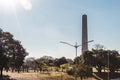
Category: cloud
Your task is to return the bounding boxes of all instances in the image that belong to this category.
[20,0,32,10]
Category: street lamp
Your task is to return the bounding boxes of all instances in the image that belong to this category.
[60,40,94,57]
[60,40,93,80]
[60,41,80,57]
[108,53,109,80]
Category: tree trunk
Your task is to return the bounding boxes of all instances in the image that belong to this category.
[75,76,77,80]
[104,67,105,72]
[27,68,29,72]
[12,67,14,72]
[80,76,83,80]
[0,67,3,79]
[18,68,20,73]
[97,67,102,73]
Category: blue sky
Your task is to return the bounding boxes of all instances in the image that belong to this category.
[0,0,120,59]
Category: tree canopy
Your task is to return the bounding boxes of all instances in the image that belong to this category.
[0,29,28,77]
[83,49,120,73]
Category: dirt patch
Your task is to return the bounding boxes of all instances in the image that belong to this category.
[3,71,74,80]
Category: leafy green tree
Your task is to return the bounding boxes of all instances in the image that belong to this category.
[40,56,54,66]
[54,57,68,67]
[41,63,49,72]
[67,55,92,80]
[0,29,28,77]
[83,49,120,73]
[60,63,69,72]
[31,59,39,72]
[77,63,91,80]
[22,57,35,72]
[67,63,91,80]
[24,57,35,69]
[10,40,28,73]
[73,56,81,64]
[106,50,120,72]
[33,58,49,72]
[83,51,94,66]
[83,49,109,73]
[93,49,106,73]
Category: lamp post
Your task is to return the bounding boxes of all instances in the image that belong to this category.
[108,53,109,80]
[60,40,94,57]
[60,41,80,57]
[60,40,93,80]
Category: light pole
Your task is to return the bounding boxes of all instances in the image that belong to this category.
[60,41,80,57]
[60,40,94,57]
[108,53,109,80]
[60,40,93,80]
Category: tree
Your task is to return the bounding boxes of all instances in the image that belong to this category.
[67,55,92,80]
[40,56,54,66]
[0,29,28,77]
[33,58,49,72]
[60,63,69,72]
[106,50,120,72]
[77,63,91,80]
[31,59,39,72]
[73,56,81,64]
[93,49,106,73]
[23,57,35,72]
[54,57,68,67]
[24,57,35,68]
[83,49,120,73]
[10,40,28,73]
[82,51,94,66]
[66,58,73,65]
[83,49,109,73]
[67,63,91,80]
[93,44,105,50]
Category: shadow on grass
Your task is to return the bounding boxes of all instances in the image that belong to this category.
[0,75,16,80]
[94,72,120,80]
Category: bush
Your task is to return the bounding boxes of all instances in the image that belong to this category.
[67,69,74,75]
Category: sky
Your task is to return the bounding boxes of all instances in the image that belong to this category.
[0,0,120,59]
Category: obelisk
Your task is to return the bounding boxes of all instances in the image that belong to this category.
[82,14,88,53]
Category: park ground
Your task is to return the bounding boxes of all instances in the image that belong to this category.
[3,71,95,80]
[2,68,120,80]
